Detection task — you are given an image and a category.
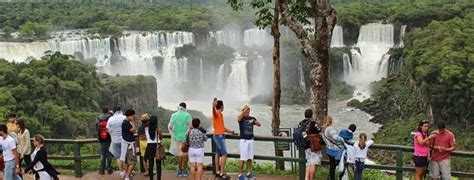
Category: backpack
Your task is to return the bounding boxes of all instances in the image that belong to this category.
[98,120,108,141]
[308,134,322,151]
[293,119,311,149]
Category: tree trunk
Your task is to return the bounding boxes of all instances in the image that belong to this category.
[279,0,336,124]
[270,0,284,170]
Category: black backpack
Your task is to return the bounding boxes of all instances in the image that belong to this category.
[293,119,311,149]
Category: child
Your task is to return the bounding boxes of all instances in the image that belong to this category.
[339,124,357,145]
[353,133,373,180]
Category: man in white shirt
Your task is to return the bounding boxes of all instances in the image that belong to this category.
[0,124,20,179]
[106,106,126,177]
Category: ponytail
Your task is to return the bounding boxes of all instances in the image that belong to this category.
[358,133,367,149]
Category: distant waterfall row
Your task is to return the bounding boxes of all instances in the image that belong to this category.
[0,23,406,101]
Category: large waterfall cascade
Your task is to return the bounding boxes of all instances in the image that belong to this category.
[342,23,406,100]
[0,24,407,102]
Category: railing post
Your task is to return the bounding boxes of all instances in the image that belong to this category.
[396,148,403,180]
[211,135,216,175]
[298,148,305,180]
[74,141,82,177]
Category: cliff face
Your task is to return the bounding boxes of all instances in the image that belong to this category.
[101,75,158,111]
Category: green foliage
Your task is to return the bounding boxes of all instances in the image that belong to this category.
[2,26,15,39]
[0,2,253,36]
[18,21,50,40]
[90,21,123,37]
[329,80,355,100]
[404,14,473,122]
[0,52,105,138]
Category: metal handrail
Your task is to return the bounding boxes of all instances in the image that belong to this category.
[42,133,474,179]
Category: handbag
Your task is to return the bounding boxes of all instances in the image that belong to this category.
[155,144,166,160]
[155,128,166,160]
[181,131,190,153]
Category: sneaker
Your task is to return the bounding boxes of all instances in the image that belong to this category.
[182,171,189,177]
[247,173,256,179]
[99,170,105,175]
[238,174,246,180]
[220,174,230,179]
[107,169,113,175]
[119,171,126,178]
[176,171,183,177]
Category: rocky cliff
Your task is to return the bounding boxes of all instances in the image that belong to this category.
[101,75,158,111]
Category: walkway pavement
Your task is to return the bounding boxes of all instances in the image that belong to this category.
[23,171,298,180]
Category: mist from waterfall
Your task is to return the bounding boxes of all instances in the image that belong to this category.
[343,23,395,100]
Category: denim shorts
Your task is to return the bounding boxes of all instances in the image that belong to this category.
[213,135,228,156]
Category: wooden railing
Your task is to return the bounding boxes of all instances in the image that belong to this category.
[43,134,474,180]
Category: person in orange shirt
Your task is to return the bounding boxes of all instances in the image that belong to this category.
[212,98,236,179]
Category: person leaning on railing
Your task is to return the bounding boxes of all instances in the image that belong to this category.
[22,134,59,180]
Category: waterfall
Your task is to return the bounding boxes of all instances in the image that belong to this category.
[343,23,395,100]
[216,63,227,92]
[298,60,306,92]
[342,53,352,81]
[199,58,204,86]
[399,25,407,48]
[225,54,249,100]
[209,30,242,49]
[249,55,268,96]
[378,54,390,77]
[331,25,344,47]
[0,30,195,100]
[243,28,272,47]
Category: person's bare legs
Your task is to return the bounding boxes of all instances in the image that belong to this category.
[247,160,252,174]
[305,165,315,180]
[220,155,227,175]
[184,154,188,172]
[125,164,135,178]
[197,163,203,180]
[214,154,221,174]
[238,161,244,175]
[117,160,123,172]
[190,162,196,180]
[415,167,426,180]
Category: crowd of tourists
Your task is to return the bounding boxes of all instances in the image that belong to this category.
[0,98,457,180]
[0,113,59,180]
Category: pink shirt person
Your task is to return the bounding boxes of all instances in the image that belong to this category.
[413,132,429,157]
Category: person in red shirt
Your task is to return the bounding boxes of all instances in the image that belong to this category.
[429,121,456,180]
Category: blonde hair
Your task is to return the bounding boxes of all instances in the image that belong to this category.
[323,116,333,128]
[358,133,367,149]
[140,113,150,122]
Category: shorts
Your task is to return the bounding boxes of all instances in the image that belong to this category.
[109,141,122,158]
[125,147,137,165]
[188,148,205,163]
[305,149,322,166]
[139,139,148,157]
[412,155,428,167]
[430,159,451,179]
[120,141,136,163]
[213,135,228,156]
[239,139,255,161]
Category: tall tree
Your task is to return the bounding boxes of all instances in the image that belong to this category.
[279,0,337,123]
[229,0,284,169]
[229,0,337,123]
